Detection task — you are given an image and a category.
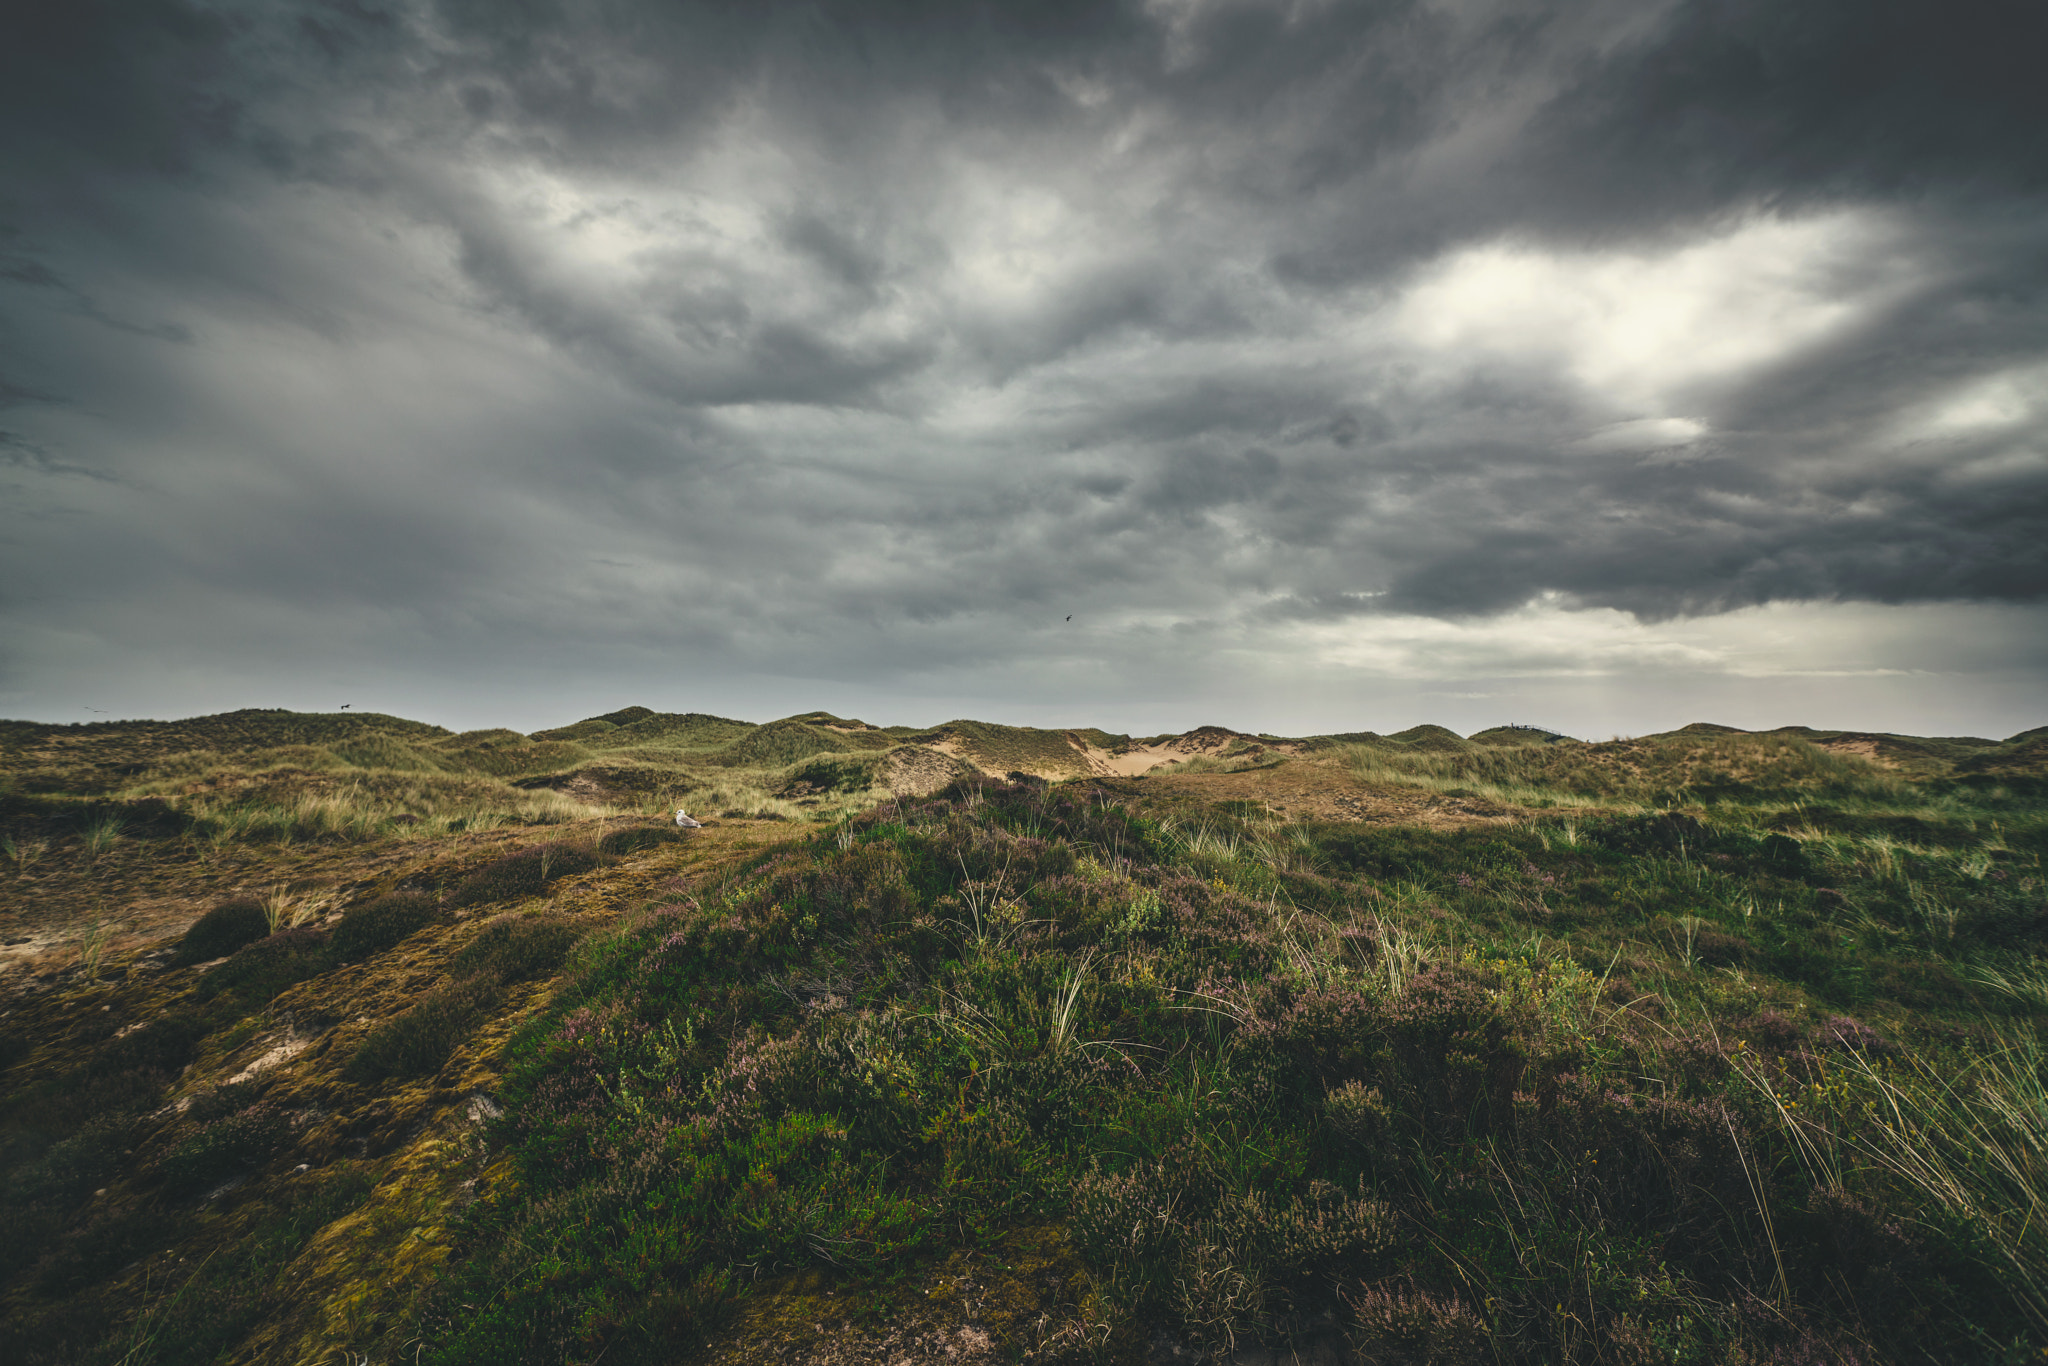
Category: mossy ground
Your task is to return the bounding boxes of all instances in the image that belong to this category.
[1,710,2044,1364]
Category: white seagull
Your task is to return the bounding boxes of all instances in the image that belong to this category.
[674,808,702,828]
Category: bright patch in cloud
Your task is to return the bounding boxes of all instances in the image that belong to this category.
[1576,416,1708,453]
[1392,212,1910,410]
[1911,362,2048,436]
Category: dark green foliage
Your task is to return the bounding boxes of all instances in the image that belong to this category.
[410,779,2048,1365]
[1590,811,1713,855]
[780,754,878,794]
[157,1102,290,1197]
[171,899,270,965]
[451,842,601,909]
[5,1115,130,1209]
[595,824,683,857]
[712,718,854,768]
[0,1167,378,1366]
[346,975,501,1082]
[202,926,331,1002]
[330,889,442,959]
[1760,831,1808,875]
[85,1008,209,1078]
[451,915,582,983]
[0,1067,164,1171]
[33,1206,181,1295]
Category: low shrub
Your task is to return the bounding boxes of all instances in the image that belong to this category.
[596,825,683,857]
[346,976,500,1082]
[452,915,581,983]
[1345,1281,1491,1366]
[172,899,270,965]
[158,1102,291,1197]
[4,1115,129,1209]
[330,889,442,960]
[33,1206,180,1295]
[450,842,601,909]
[86,1007,210,1077]
[203,926,331,1002]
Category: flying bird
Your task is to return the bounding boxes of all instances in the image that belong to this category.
[340,704,351,710]
[674,809,702,829]
[1065,615,1071,622]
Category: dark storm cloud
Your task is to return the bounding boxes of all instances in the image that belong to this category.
[2,0,2046,729]
[1533,0,2048,210]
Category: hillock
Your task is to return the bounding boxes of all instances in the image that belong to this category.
[0,707,2043,1363]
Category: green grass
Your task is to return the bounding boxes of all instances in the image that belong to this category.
[1338,726,2045,822]
[405,779,2047,1364]
[3,708,2045,1364]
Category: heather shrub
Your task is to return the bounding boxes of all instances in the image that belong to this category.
[172,898,270,965]
[158,1102,290,1197]
[203,926,332,1001]
[1785,1186,1929,1332]
[1324,1081,1393,1147]
[330,889,442,959]
[4,1115,129,1208]
[33,1206,180,1295]
[596,824,684,856]
[451,841,601,909]
[85,1007,209,1077]
[1346,1281,1490,1366]
[451,914,581,983]
[347,975,501,1081]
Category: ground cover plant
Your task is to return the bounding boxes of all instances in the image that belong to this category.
[0,707,2042,1363]
[418,779,2047,1364]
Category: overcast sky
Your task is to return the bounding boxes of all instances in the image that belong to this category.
[3,0,2044,740]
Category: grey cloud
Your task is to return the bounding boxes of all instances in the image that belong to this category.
[0,431,121,483]
[1,0,2044,734]
[1528,0,2048,216]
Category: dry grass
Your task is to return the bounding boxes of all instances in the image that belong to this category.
[1744,1026,2048,1337]
[1339,730,1932,812]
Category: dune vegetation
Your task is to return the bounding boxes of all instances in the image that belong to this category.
[1,707,2043,1363]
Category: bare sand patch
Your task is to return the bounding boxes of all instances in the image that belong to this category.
[1070,725,1253,776]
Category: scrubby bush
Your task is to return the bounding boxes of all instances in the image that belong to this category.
[346,976,500,1082]
[451,915,581,983]
[1346,1282,1490,1366]
[32,1206,180,1295]
[330,889,441,959]
[203,926,331,1002]
[86,1008,209,1077]
[450,841,601,909]
[172,899,270,965]
[158,1102,290,1197]
[596,824,683,857]
[4,1115,129,1209]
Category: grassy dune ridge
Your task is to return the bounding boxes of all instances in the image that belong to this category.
[0,708,2044,1364]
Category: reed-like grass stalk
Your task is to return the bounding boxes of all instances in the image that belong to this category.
[82,814,124,863]
[262,884,330,933]
[1963,958,2048,1010]
[1744,1028,2048,1335]
[1,833,49,874]
[78,918,120,979]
